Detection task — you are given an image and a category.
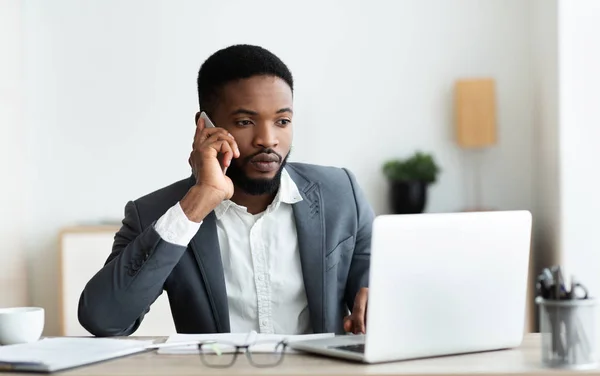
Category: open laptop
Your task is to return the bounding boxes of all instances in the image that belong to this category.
[289,210,532,363]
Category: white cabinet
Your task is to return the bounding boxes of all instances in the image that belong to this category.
[59,226,175,336]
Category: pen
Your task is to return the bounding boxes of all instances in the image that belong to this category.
[536,268,554,299]
[552,266,561,300]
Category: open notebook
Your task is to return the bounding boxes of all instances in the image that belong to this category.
[157,331,335,354]
[0,338,154,373]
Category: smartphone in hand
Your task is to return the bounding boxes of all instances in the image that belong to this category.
[200,111,216,128]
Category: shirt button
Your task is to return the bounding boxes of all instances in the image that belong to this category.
[258,275,265,281]
[261,320,268,326]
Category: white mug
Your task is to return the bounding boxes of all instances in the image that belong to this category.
[0,307,45,345]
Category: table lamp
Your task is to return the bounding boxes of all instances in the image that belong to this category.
[454,78,497,211]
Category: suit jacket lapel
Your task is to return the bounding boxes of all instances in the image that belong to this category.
[288,166,326,333]
[189,212,230,332]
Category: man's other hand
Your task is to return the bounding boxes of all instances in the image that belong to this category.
[343,287,368,334]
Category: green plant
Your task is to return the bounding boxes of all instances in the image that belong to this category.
[382,151,441,184]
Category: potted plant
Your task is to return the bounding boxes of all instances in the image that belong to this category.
[382,151,441,214]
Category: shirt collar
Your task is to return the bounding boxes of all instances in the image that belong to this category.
[214,167,303,220]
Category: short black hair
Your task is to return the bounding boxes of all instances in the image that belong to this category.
[197,44,294,114]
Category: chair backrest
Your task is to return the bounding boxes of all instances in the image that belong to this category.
[59,226,175,336]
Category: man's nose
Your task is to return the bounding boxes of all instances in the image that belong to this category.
[253,122,279,149]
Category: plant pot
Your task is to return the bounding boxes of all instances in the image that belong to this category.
[389,180,428,214]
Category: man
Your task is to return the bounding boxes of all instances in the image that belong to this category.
[78,44,374,336]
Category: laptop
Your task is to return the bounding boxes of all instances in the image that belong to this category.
[289,210,532,363]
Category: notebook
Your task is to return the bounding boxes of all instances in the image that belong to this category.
[0,338,154,373]
[157,331,335,355]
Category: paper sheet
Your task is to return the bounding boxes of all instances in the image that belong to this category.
[0,337,154,372]
[157,331,334,355]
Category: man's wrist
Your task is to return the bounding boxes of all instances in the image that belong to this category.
[154,203,202,246]
[180,185,223,222]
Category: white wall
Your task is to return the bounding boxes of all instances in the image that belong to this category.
[21,0,535,335]
[558,0,600,343]
[0,0,28,307]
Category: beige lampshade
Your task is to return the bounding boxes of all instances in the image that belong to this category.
[454,78,497,148]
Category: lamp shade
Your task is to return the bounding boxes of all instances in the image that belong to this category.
[454,78,497,148]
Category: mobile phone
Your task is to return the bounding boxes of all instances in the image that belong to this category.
[200,111,216,128]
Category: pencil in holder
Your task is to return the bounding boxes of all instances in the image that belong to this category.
[536,297,596,369]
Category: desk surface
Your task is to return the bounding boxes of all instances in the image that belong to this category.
[4,334,599,376]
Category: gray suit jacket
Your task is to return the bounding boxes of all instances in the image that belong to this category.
[78,163,374,336]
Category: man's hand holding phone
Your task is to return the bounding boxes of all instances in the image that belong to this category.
[180,113,240,222]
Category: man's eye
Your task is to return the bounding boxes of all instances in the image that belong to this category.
[236,120,253,127]
[277,119,291,126]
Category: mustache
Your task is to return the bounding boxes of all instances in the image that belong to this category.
[242,148,282,164]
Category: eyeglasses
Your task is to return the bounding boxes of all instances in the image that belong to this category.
[197,340,288,368]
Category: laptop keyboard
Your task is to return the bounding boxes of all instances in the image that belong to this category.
[330,344,365,353]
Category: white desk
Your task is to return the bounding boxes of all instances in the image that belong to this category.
[2,334,597,376]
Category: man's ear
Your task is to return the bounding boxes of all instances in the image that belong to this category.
[194,111,201,125]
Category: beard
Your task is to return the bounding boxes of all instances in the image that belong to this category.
[225,149,289,196]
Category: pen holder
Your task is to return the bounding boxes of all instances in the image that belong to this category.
[536,297,596,369]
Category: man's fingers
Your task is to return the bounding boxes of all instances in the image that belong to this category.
[198,130,239,157]
[352,289,368,334]
[353,315,365,334]
[194,124,225,148]
[195,127,220,147]
[210,133,239,160]
[194,115,204,137]
[216,140,234,168]
[193,116,206,147]
[196,114,205,130]
[192,117,239,157]
[225,132,240,158]
[343,315,353,332]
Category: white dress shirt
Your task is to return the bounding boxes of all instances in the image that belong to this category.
[154,168,312,334]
